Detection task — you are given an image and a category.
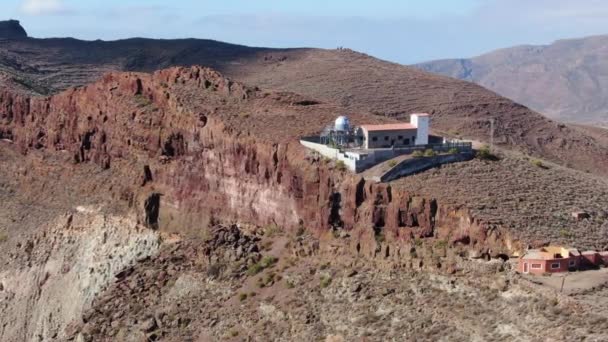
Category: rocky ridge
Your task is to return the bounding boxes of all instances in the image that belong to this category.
[0,20,27,39]
[0,26,607,177]
[1,66,608,341]
[0,66,506,256]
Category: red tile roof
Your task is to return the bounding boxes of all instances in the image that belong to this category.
[361,123,416,132]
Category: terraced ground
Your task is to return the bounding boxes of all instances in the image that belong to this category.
[393,151,608,250]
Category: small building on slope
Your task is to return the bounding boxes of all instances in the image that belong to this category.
[517,246,608,275]
[518,246,580,274]
[360,113,429,149]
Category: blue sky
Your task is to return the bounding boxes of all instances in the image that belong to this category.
[5,0,608,63]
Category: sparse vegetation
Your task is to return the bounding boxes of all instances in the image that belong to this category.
[320,275,332,288]
[423,149,437,157]
[448,148,459,155]
[531,159,548,169]
[412,150,424,158]
[388,160,398,167]
[134,94,152,108]
[0,232,7,244]
[435,240,448,249]
[560,229,574,239]
[248,263,265,276]
[374,229,386,244]
[476,145,498,160]
[260,256,278,268]
[393,154,608,249]
[238,293,248,301]
[335,160,346,171]
[248,256,278,276]
[264,224,281,237]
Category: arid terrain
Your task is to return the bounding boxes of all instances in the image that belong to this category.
[1,21,608,177]
[416,35,608,126]
[1,20,608,342]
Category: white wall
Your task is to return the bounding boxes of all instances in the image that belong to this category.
[411,114,429,145]
[300,140,379,172]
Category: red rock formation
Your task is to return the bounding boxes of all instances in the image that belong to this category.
[0,66,515,257]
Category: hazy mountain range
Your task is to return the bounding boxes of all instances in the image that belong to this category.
[416,35,608,127]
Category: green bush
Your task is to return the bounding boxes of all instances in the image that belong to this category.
[0,232,7,244]
[238,293,248,301]
[435,240,448,249]
[248,256,278,276]
[412,150,424,158]
[260,256,278,268]
[476,145,498,160]
[531,159,548,169]
[247,263,265,276]
[423,149,437,157]
[320,275,332,288]
[264,224,281,237]
[448,148,459,155]
[388,160,398,168]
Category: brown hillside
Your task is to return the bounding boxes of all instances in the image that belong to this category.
[1,29,608,176]
[2,66,608,341]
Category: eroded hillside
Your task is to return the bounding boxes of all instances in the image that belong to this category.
[1,21,607,177]
[1,66,608,341]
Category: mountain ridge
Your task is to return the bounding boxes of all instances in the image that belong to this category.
[416,34,608,126]
[1,21,608,176]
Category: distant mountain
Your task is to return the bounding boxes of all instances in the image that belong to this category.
[416,35,608,126]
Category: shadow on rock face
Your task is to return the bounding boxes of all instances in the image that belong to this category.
[144,193,162,230]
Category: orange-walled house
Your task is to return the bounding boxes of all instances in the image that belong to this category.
[518,246,581,275]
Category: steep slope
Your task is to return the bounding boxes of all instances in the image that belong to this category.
[416,35,608,126]
[2,66,608,341]
[225,49,608,176]
[1,27,607,177]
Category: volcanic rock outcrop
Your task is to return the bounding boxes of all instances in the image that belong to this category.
[0,66,509,257]
[0,25,607,177]
[0,20,27,39]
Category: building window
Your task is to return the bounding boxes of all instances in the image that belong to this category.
[372,137,378,142]
[531,263,542,269]
[384,136,389,141]
[398,135,403,140]
[551,262,561,270]
[569,260,576,267]
[404,138,410,145]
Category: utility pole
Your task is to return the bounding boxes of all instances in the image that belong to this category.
[490,118,495,153]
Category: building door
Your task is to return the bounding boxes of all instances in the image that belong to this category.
[523,262,529,274]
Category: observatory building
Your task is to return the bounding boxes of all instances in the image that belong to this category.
[300,113,472,173]
[360,113,429,149]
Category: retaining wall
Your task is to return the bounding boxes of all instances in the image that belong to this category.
[379,152,474,182]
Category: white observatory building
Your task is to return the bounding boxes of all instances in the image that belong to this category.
[299,112,468,174]
[359,113,429,149]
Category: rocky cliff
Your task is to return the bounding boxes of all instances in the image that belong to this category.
[0,20,27,39]
[0,66,512,258]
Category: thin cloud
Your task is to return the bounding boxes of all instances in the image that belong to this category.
[21,0,69,15]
